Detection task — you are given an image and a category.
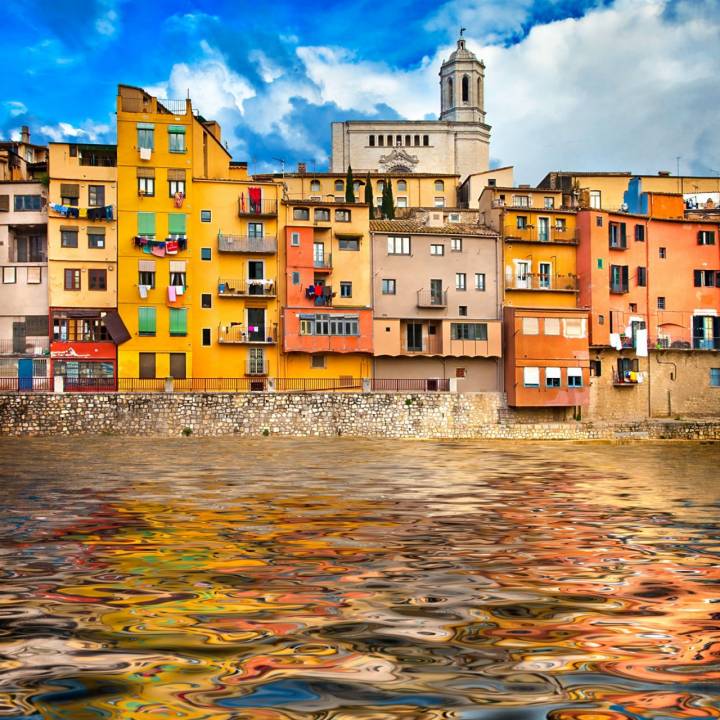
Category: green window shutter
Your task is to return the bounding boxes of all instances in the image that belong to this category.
[168,125,186,134]
[169,308,187,336]
[137,212,156,235]
[138,307,156,335]
[168,213,187,234]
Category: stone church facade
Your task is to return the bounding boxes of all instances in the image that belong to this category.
[330,38,491,181]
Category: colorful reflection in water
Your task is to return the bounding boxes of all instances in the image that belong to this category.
[0,438,719,719]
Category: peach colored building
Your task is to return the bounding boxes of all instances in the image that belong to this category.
[371,209,502,391]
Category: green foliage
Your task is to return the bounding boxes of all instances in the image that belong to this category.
[381,177,395,219]
[181,426,193,436]
[364,172,374,216]
[345,165,355,203]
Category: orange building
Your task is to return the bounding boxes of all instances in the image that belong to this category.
[577,180,720,393]
[281,200,373,380]
[503,307,590,408]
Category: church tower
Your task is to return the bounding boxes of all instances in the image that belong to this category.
[439,37,486,124]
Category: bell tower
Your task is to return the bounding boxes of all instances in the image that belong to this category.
[439,36,486,123]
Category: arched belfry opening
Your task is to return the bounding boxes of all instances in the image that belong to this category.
[462,75,469,103]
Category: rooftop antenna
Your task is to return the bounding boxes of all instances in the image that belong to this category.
[273,157,286,177]
[676,155,681,193]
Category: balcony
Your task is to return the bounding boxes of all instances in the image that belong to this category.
[305,285,334,306]
[402,336,444,354]
[237,198,277,217]
[613,368,643,386]
[313,254,333,272]
[0,338,49,356]
[503,225,578,244]
[218,324,278,345]
[218,279,277,298]
[416,289,448,308]
[505,274,579,292]
[246,358,270,376]
[218,234,277,254]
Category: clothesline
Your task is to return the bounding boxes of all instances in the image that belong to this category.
[49,203,114,220]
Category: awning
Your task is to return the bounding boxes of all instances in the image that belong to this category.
[103,310,131,345]
[335,232,363,239]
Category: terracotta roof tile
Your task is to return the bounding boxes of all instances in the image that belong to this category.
[369,220,497,237]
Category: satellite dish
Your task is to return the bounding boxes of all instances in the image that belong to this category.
[621,203,629,212]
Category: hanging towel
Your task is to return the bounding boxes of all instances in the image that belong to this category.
[168,286,177,302]
[79,208,88,218]
[142,244,152,254]
[151,244,166,257]
[609,332,622,350]
[139,147,152,160]
[175,285,184,296]
[138,285,148,299]
[636,328,648,357]
[165,240,179,254]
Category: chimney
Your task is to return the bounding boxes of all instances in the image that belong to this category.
[518,183,531,189]
[20,126,30,144]
[658,170,671,176]
[297,162,307,174]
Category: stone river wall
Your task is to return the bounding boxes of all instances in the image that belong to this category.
[1,392,719,440]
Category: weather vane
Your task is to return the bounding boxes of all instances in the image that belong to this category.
[460,27,466,37]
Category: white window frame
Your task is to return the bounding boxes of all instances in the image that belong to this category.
[523,366,540,388]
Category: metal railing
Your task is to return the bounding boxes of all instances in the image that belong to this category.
[158,98,188,114]
[0,377,53,392]
[238,198,278,216]
[0,338,49,355]
[372,378,450,392]
[0,377,454,394]
[218,234,277,253]
[503,225,578,244]
[505,274,578,291]
[218,324,278,344]
[313,255,333,270]
[218,279,277,297]
[402,337,444,354]
[417,289,448,307]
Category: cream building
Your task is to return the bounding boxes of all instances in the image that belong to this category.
[331,38,491,181]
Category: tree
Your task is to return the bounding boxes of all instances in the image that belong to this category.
[364,171,374,217]
[381,177,395,219]
[345,165,355,203]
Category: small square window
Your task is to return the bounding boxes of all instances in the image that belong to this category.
[3,267,17,284]
[629,303,637,313]
[292,271,300,285]
[451,237,462,252]
[88,269,107,291]
[459,305,468,316]
[291,232,300,246]
[710,368,720,387]
[522,317,539,335]
[201,293,212,308]
[598,314,605,325]
[382,278,396,295]
[590,359,602,377]
[202,328,211,346]
[596,216,603,227]
[430,244,444,256]
[455,272,466,290]
[88,231,105,249]
[475,273,485,291]
[311,355,326,369]
[597,258,604,269]
[657,296,666,310]
[200,210,212,223]
[659,247,667,259]
[201,247,212,261]
[340,281,352,298]
[61,230,78,248]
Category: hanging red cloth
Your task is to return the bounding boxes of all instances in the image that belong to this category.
[248,187,262,212]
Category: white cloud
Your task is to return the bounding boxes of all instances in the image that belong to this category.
[249,49,285,83]
[95,0,120,37]
[39,120,112,143]
[296,46,438,119]
[6,101,27,117]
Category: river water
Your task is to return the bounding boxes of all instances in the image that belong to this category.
[0,438,719,719]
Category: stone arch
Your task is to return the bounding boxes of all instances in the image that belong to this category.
[462,75,469,103]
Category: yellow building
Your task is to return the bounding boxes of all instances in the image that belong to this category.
[479,185,578,309]
[190,176,281,382]
[537,171,720,212]
[47,142,126,387]
[254,171,460,212]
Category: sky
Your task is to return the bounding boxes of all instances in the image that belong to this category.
[2,0,719,184]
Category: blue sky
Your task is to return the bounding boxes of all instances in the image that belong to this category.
[2,0,719,183]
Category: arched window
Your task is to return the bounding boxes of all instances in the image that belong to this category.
[414,135,420,146]
[378,135,384,146]
[423,135,430,146]
[369,135,375,147]
[434,179,444,192]
[448,77,454,106]
[396,135,402,146]
[462,75,469,103]
[405,135,411,146]
[387,135,392,147]
[334,179,344,192]
[310,179,321,193]
[377,180,384,191]
[477,78,482,106]
[397,180,407,191]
